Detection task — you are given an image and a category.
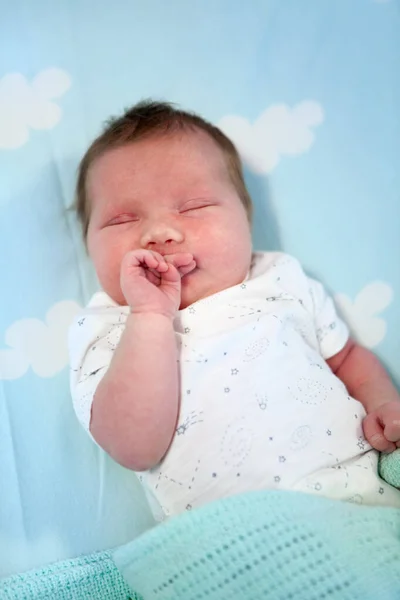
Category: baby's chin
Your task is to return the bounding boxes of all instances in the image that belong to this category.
[179,270,207,310]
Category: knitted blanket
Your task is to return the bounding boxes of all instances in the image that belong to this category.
[114,489,400,600]
[380,449,400,489]
[1,451,399,599]
[0,550,139,600]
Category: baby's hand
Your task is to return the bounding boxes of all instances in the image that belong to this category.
[162,253,197,278]
[363,401,400,453]
[120,249,195,319]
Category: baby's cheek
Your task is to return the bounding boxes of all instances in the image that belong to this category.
[97,252,126,304]
[196,222,228,251]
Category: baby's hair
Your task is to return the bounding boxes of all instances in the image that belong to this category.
[74,99,253,239]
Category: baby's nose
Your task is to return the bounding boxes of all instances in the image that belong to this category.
[140,221,184,247]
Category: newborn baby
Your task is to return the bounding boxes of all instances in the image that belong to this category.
[69,100,400,519]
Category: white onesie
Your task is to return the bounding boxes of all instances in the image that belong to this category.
[69,252,400,519]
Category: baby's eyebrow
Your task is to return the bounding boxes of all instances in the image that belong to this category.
[107,197,142,211]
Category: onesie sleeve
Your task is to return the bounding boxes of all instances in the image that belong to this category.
[68,291,129,440]
[307,276,349,360]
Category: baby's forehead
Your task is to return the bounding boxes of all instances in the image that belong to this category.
[93,129,229,181]
[87,129,231,205]
[132,127,227,163]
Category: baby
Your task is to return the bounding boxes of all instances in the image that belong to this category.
[69,100,400,519]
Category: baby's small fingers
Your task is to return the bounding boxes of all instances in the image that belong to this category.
[371,434,396,453]
[145,252,168,272]
[159,262,181,283]
[383,420,400,443]
[363,414,396,452]
[178,260,197,277]
[147,269,161,286]
[164,253,194,268]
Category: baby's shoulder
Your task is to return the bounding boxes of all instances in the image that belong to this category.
[250,251,314,307]
[81,291,128,319]
[68,291,128,346]
[251,251,307,280]
[86,291,120,310]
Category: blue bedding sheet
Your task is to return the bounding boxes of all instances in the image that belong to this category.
[1,0,399,578]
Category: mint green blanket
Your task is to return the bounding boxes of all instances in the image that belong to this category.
[114,489,400,600]
[2,452,400,599]
[0,551,138,600]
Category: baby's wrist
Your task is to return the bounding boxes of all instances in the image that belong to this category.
[129,308,176,322]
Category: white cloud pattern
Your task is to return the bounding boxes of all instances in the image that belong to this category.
[218,101,324,174]
[335,282,394,348]
[0,68,71,149]
[0,301,80,380]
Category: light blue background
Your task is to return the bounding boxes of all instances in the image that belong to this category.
[0,0,399,578]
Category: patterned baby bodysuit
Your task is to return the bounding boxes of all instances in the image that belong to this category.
[69,252,400,518]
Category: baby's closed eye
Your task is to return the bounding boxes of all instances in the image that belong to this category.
[106,213,139,226]
[180,199,216,213]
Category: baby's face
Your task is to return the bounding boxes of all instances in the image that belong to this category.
[86,130,253,309]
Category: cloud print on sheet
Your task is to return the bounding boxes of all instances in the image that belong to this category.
[0,68,71,149]
[0,301,80,380]
[218,101,324,174]
[335,282,394,349]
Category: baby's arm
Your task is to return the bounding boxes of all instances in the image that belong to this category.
[91,311,178,471]
[90,249,196,471]
[327,339,400,452]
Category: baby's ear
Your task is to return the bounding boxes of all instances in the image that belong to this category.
[379,448,400,488]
